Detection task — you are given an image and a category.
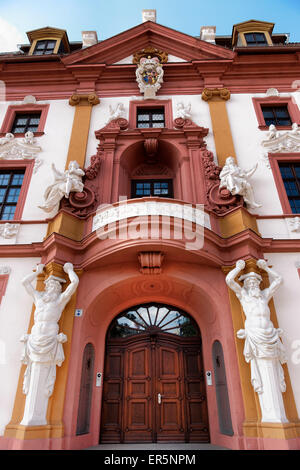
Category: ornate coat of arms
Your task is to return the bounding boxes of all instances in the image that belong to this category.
[135,56,164,99]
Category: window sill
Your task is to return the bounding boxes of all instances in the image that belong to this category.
[258,125,294,131]
[0,131,45,138]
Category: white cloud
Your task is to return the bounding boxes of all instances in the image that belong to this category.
[0,17,26,52]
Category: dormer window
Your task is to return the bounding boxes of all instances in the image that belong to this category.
[33,40,57,55]
[27,27,70,56]
[232,20,274,48]
[244,32,268,46]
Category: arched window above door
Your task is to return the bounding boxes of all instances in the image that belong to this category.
[109,303,199,338]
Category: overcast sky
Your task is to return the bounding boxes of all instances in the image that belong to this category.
[0,0,299,51]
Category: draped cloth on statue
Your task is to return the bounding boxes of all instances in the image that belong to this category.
[21,329,67,397]
[237,326,287,394]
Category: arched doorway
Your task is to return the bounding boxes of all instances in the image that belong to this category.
[100,303,209,443]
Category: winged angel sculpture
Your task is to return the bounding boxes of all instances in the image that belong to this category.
[39,161,85,213]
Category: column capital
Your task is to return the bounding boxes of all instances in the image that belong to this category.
[201,87,231,102]
[69,93,100,107]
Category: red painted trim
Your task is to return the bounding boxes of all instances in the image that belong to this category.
[0,274,9,304]
[0,103,49,137]
[0,218,299,263]
[0,220,48,224]
[268,152,300,214]
[129,99,173,129]
[252,97,300,130]
[0,159,34,220]
[1,54,300,99]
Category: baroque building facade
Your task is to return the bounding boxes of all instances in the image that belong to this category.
[0,11,300,450]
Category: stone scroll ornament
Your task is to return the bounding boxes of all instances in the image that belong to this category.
[226,259,288,423]
[39,160,85,213]
[20,263,79,426]
[219,156,261,209]
[135,56,164,99]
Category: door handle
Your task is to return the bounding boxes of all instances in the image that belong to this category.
[158,393,162,405]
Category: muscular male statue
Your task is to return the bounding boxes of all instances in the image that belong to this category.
[21,263,79,399]
[225,259,286,394]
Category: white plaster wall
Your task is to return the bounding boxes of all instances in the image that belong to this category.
[85,94,217,168]
[0,99,74,223]
[0,257,41,435]
[0,223,48,245]
[257,218,300,239]
[227,92,300,216]
[264,252,300,416]
[21,99,74,220]
[16,223,48,244]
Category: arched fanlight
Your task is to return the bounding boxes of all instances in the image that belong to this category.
[109,303,199,338]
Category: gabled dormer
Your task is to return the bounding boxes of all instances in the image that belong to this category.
[232,19,275,47]
[27,26,71,55]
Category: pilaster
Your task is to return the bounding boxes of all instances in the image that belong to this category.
[201,87,236,167]
[67,93,100,169]
[46,93,99,241]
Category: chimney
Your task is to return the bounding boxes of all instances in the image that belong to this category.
[142,9,156,23]
[81,31,98,48]
[200,26,216,44]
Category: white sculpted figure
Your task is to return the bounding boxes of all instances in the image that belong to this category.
[107,103,126,123]
[0,133,14,145]
[39,160,84,213]
[290,122,300,135]
[267,124,279,140]
[176,102,192,120]
[136,56,164,99]
[20,262,79,426]
[219,156,261,209]
[226,259,288,423]
[22,131,35,145]
[0,222,19,239]
[288,216,300,233]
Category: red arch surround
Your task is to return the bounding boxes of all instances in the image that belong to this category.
[63,262,244,450]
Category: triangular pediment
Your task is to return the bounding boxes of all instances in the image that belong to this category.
[62,21,234,67]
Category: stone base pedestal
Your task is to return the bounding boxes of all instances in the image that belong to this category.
[256,357,288,423]
[20,362,53,426]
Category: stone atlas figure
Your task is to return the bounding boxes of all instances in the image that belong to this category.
[20,262,79,426]
[226,259,288,423]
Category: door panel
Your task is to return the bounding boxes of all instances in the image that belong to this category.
[184,346,209,441]
[156,344,184,441]
[100,333,209,443]
[100,348,123,442]
[123,341,153,442]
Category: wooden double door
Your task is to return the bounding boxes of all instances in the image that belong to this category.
[100,332,209,443]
